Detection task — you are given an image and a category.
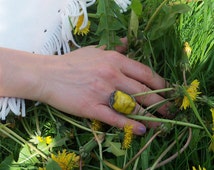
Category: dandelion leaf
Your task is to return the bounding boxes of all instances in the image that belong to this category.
[129,10,139,38]
[37,142,50,155]
[0,155,14,170]
[189,128,202,150]
[16,144,39,165]
[147,4,191,40]
[96,0,125,49]
[103,137,125,156]
[131,0,143,16]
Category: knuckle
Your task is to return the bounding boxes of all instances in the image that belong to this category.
[96,64,118,80]
[90,79,106,92]
[143,67,156,84]
[105,50,123,61]
[139,84,148,93]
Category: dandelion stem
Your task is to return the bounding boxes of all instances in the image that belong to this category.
[51,108,116,136]
[0,123,48,159]
[46,104,57,122]
[123,149,128,168]
[122,130,161,170]
[147,128,192,169]
[0,128,24,146]
[93,133,105,170]
[133,157,140,170]
[21,118,33,137]
[132,88,174,97]
[148,129,186,170]
[98,140,103,170]
[143,98,172,114]
[182,70,187,86]
[103,160,122,170]
[128,115,203,129]
[0,143,12,154]
[34,107,41,136]
[51,109,96,133]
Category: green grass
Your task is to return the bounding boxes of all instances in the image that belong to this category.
[1,0,214,170]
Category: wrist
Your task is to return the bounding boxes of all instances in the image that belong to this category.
[0,48,52,101]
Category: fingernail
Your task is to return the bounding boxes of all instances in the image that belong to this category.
[137,126,147,135]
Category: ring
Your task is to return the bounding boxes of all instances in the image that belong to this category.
[109,90,136,115]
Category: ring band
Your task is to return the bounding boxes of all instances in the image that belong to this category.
[109,90,136,115]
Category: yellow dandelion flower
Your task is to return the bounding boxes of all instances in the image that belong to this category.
[36,136,52,145]
[37,136,44,143]
[122,124,133,149]
[45,136,53,145]
[192,165,206,170]
[180,79,201,110]
[74,14,90,36]
[91,119,102,131]
[51,149,80,170]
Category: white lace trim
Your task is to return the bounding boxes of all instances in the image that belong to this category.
[114,0,131,12]
[0,97,25,120]
[40,0,96,55]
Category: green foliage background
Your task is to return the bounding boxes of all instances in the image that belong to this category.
[1,0,214,169]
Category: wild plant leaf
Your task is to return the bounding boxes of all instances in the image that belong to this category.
[189,128,203,150]
[16,144,39,165]
[147,4,191,40]
[129,10,139,38]
[103,141,125,157]
[46,159,62,170]
[37,142,50,155]
[96,0,125,49]
[131,0,143,16]
[49,135,68,148]
[0,155,14,170]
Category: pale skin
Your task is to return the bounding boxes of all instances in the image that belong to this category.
[0,41,168,135]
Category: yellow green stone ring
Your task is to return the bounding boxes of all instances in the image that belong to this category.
[109,90,136,115]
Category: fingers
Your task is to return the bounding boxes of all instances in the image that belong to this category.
[89,38,165,92]
[91,104,161,135]
[73,42,169,135]
[119,57,167,90]
[91,105,147,135]
[115,74,169,116]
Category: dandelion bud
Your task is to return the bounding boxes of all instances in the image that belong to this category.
[180,42,191,71]
[183,42,192,58]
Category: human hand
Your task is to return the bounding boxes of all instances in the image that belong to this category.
[37,45,169,135]
[0,44,169,135]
